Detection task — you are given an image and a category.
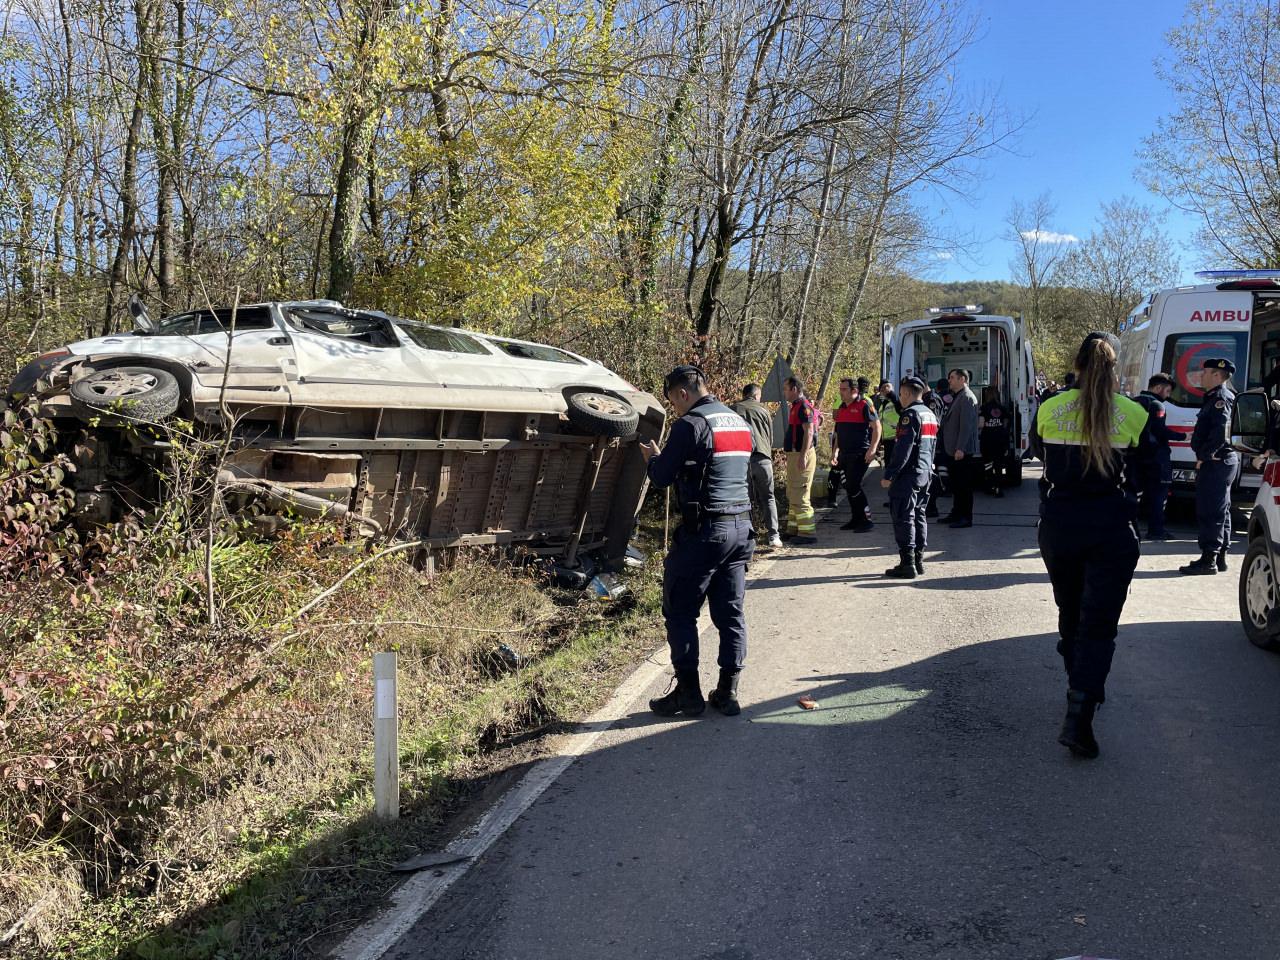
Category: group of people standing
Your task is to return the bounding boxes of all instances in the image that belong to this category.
[728,369,1003,576]
[636,337,1236,764]
[1110,360,1238,576]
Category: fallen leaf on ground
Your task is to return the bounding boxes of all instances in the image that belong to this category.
[797,696,818,710]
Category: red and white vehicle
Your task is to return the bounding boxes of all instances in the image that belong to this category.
[1117,269,1280,511]
[1238,408,1280,649]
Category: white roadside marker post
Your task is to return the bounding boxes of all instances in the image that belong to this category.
[374,651,399,820]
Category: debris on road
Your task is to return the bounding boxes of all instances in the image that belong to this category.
[392,852,474,873]
[797,696,818,710]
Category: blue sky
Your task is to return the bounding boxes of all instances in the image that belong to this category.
[922,0,1204,284]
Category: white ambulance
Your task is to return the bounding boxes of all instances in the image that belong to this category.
[1117,269,1280,510]
[881,306,1037,485]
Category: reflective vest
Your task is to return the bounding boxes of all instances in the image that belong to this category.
[786,396,816,452]
[1035,389,1148,505]
[834,397,879,454]
[678,398,753,515]
[878,396,900,431]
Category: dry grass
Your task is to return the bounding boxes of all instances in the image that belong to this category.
[1,525,664,959]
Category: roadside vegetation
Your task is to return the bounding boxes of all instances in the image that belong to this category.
[0,401,666,957]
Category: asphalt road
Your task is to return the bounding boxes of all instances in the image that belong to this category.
[385,466,1280,960]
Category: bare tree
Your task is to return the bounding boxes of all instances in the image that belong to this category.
[1141,0,1280,266]
[1054,197,1180,335]
[813,0,1007,402]
[1005,192,1073,334]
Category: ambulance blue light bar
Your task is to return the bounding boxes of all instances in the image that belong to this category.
[1195,269,1280,279]
[1196,269,1280,290]
[927,304,984,315]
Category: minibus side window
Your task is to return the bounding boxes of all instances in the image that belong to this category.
[1160,332,1247,407]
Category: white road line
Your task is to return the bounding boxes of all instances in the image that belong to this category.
[332,547,783,960]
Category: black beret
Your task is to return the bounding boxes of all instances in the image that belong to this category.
[663,364,705,392]
[1202,357,1236,374]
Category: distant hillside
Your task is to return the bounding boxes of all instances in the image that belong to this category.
[907,279,1026,318]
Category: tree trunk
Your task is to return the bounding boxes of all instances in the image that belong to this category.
[428,0,464,225]
[104,35,148,337]
[695,197,734,342]
[692,0,792,340]
[634,6,707,307]
[818,217,884,404]
[2,132,39,329]
[326,109,377,303]
[787,137,838,365]
[142,0,176,311]
[366,133,389,279]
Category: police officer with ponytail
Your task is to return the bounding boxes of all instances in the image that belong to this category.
[641,366,755,718]
[1030,332,1149,759]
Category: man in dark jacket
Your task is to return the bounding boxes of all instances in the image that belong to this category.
[1181,358,1238,575]
[880,376,938,580]
[730,384,782,548]
[1133,372,1176,540]
[641,366,755,716]
[940,368,980,527]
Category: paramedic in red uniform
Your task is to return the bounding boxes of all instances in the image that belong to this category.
[641,366,755,717]
[783,377,818,544]
[830,377,881,531]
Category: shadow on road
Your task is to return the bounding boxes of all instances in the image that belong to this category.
[397,617,1280,960]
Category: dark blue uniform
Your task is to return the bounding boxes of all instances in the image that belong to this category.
[1133,390,1174,538]
[1029,388,1148,703]
[1191,383,1237,556]
[884,401,938,553]
[646,396,755,675]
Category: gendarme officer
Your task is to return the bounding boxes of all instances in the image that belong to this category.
[1181,357,1238,575]
[880,375,938,580]
[641,366,755,717]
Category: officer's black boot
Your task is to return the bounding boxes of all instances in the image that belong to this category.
[913,550,924,575]
[1179,552,1219,575]
[1217,548,1229,572]
[1057,689,1099,759]
[707,669,741,716]
[884,550,917,579]
[649,669,706,717]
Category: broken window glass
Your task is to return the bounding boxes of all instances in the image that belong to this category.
[396,321,492,355]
